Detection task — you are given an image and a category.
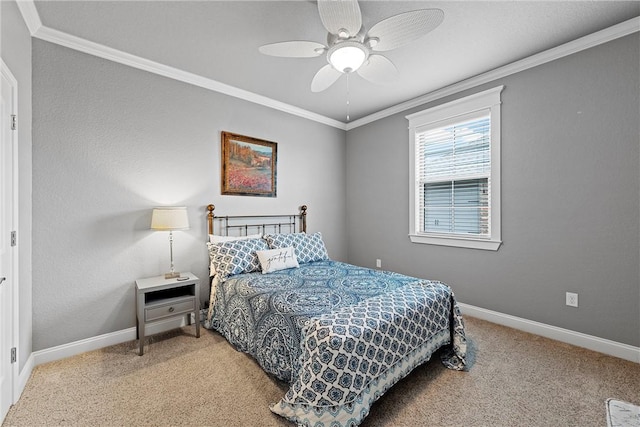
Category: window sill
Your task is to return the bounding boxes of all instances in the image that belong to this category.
[409,234,502,251]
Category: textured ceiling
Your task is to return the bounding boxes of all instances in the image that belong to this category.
[34,1,640,123]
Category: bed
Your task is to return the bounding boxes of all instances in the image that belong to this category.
[203,204,467,426]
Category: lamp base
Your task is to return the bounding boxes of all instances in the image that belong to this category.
[164,271,181,279]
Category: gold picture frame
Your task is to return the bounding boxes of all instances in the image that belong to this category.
[221,131,277,197]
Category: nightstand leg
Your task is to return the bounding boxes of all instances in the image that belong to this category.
[195,296,201,338]
[135,290,139,340]
[195,313,200,338]
[138,321,145,356]
[136,288,144,355]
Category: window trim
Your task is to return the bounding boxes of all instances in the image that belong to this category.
[407,86,504,251]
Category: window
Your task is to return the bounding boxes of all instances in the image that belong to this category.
[407,86,503,250]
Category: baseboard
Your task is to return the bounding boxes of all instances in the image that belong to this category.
[458,303,640,363]
[33,317,191,366]
[30,305,639,368]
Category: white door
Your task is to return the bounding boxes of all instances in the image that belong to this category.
[0,61,17,424]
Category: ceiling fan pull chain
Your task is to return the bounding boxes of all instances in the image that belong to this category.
[346,73,350,122]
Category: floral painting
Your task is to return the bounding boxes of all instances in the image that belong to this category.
[221,131,277,197]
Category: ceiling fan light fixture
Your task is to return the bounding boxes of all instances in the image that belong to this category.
[328,42,368,73]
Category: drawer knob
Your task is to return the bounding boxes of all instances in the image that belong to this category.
[168,307,175,312]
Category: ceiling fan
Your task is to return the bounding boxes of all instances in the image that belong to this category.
[259,0,444,92]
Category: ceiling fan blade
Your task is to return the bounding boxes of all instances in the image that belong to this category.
[311,64,343,92]
[357,54,398,84]
[317,0,362,38]
[367,9,444,52]
[259,41,326,58]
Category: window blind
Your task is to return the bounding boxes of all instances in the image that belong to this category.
[417,112,491,236]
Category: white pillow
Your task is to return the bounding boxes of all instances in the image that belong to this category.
[209,233,262,243]
[256,247,299,274]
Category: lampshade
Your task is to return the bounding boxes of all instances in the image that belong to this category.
[329,44,367,73]
[150,207,190,231]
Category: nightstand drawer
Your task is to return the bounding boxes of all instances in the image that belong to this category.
[145,296,195,322]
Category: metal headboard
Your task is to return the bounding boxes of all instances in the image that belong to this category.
[206,204,307,236]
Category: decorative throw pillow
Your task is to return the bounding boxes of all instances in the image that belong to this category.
[206,238,269,279]
[257,247,299,274]
[264,232,329,264]
[207,234,263,275]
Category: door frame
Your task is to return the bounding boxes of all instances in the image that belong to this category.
[1,58,20,414]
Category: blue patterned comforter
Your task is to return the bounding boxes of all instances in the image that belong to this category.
[205,260,466,426]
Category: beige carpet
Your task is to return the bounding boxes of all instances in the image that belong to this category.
[3,316,639,426]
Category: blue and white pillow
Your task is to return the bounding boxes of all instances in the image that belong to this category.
[207,238,269,279]
[264,232,329,264]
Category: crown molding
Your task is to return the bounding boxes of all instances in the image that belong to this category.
[16,1,638,132]
[18,1,346,130]
[32,26,347,130]
[347,16,640,130]
[15,0,42,35]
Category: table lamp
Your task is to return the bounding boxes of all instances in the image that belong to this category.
[151,206,190,279]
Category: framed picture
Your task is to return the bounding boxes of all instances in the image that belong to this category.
[221,131,277,197]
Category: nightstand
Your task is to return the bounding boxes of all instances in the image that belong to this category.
[135,272,200,356]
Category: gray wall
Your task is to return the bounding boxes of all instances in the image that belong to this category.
[1,0,33,372]
[32,40,346,351]
[27,20,640,351]
[346,34,639,346]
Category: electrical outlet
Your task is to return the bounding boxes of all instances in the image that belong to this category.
[566,292,578,307]
[376,259,381,268]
